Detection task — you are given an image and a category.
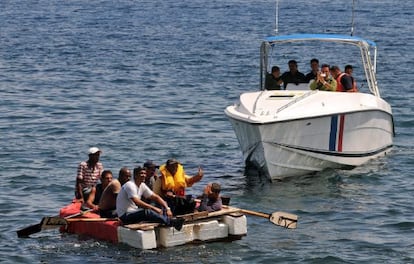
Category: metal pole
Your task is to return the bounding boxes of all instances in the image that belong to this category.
[351,0,356,36]
[274,0,279,34]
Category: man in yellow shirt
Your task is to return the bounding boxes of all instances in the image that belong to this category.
[153,158,203,215]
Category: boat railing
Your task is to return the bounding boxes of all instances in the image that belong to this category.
[252,90,268,114]
[276,90,317,113]
[361,45,380,96]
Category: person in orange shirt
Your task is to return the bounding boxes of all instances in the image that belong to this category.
[330,65,357,92]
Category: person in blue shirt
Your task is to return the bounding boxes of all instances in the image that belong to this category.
[197,183,222,212]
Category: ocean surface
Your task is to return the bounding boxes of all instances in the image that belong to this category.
[1,0,413,263]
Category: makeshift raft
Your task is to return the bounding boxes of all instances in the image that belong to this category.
[59,202,247,249]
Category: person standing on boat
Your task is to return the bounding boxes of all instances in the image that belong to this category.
[305,58,320,82]
[98,167,131,218]
[116,167,184,231]
[143,160,159,190]
[83,170,113,211]
[281,60,306,89]
[153,158,203,215]
[310,64,337,91]
[265,66,283,90]
[345,64,358,90]
[75,147,104,203]
[197,183,222,213]
[330,65,358,92]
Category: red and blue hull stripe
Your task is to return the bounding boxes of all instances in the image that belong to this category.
[329,114,345,152]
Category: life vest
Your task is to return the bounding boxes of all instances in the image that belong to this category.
[336,73,358,92]
[159,164,186,196]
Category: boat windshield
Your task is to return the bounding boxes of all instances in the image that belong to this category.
[260,34,379,96]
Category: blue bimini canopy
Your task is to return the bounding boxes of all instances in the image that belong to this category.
[264,33,376,48]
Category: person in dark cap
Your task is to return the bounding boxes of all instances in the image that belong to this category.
[75,147,104,203]
[153,158,203,215]
[143,160,159,190]
[197,182,222,212]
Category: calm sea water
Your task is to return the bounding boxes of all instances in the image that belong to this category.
[1,0,413,263]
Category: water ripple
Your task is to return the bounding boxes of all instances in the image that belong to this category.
[1,0,413,263]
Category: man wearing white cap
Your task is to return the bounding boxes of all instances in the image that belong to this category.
[75,147,104,204]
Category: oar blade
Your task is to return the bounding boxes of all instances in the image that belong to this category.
[16,217,68,237]
[41,217,68,229]
[269,212,298,229]
[16,222,43,238]
[16,209,94,238]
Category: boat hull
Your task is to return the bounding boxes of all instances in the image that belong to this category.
[225,92,394,180]
[225,34,394,181]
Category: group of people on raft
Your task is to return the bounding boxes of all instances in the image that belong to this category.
[75,147,223,231]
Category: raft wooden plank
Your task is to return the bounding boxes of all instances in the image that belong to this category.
[123,207,244,231]
[176,211,209,222]
[124,223,160,231]
[176,206,242,222]
[207,206,242,217]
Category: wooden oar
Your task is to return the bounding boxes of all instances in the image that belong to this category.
[44,216,118,225]
[16,209,93,238]
[194,198,298,229]
[239,208,298,229]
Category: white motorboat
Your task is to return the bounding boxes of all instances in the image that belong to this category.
[225,34,394,181]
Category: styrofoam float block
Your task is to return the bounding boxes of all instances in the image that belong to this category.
[117,226,157,249]
[193,220,228,241]
[157,223,195,247]
[222,215,247,235]
[157,220,229,247]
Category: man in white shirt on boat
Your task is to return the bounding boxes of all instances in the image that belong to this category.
[116,166,184,230]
